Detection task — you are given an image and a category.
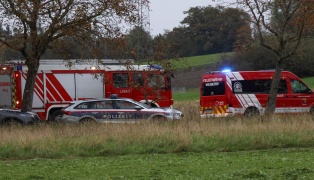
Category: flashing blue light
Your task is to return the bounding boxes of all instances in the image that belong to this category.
[148,64,163,70]
[222,69,231,73]
[17,65,22,71]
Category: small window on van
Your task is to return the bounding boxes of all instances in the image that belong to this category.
[202,82,225,96]
[232,80,288,94]
[291,79,312,94]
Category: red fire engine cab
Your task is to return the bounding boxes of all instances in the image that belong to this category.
[200,70,314,117]
[0,59,173,121]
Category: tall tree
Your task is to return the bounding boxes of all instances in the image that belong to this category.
[0,0,145,112]
[126,26,152,61]
[180,6,250,55]
[237,0,314,115]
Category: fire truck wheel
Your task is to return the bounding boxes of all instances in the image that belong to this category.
[49,110,63,122]
[80,117,96,124]
[244,107,259,118]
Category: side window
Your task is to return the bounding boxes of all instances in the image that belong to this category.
[291,79,311,94]
[232,80,288,94]
[148,74,165,88]
[101,101,113,109]
[278,80,288,94]
[232,80,271,94]
[113,73,129,88]
[115,100,137,109]
[75,102,89,109]
[132,73,144,87]
[202,82,225,96]
[74,102,101,109]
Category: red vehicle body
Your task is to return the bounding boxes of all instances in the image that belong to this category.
[200,70,314,117]
[0,60,173,120]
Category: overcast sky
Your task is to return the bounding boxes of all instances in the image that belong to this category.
[149,0,221,36]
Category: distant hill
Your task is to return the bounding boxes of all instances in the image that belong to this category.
[171,53,229,90]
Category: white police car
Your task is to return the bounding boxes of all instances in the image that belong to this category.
[59,97,184,123]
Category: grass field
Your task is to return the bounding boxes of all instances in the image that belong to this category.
[1,149,313,179]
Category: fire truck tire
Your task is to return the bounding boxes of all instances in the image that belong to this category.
[80,117,96,124]
[244,107,259,118]
[49,110,63,122]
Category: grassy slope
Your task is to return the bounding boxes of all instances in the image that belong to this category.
[302,77,314,89]
[144,53,228,69]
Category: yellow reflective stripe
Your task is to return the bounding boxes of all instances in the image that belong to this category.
[11,73,16,109]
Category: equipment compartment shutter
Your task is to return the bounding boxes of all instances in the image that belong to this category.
[75,73,104,99]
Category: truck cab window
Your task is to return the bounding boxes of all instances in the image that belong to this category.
[132,73,144,87]
[113,73,129,88]
[202,82,225,96]
[148,74,165,89]
[291,79,311,94]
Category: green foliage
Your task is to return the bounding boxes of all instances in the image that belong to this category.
[179,6,251,55]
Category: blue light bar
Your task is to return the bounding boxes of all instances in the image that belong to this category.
[222,69,231,73]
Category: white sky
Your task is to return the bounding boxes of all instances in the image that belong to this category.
[149,0,223,36]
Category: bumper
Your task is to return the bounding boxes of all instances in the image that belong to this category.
[200,108,235,118]
[59,115,81,123]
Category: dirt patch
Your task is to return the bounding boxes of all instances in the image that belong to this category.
[172,65,212,91]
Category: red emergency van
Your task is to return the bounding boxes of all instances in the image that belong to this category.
[200,70,314,117]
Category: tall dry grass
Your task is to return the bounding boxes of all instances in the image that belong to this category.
[1,101,314,159]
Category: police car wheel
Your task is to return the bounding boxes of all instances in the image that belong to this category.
[244,107,259,118]
[151,116,167,123]
[80,117,96,124]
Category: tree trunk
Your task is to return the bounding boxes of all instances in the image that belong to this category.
[21,60,39,112]
[264,60,284,115]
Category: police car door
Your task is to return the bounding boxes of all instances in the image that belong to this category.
[110,100,139,122]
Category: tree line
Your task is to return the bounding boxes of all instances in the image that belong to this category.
[2,4,313,78]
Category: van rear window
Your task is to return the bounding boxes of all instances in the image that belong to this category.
[202,82,225,96]
[232,80,287,94]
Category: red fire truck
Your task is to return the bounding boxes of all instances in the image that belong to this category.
[200,70,314,118]
[0,59,173,120]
